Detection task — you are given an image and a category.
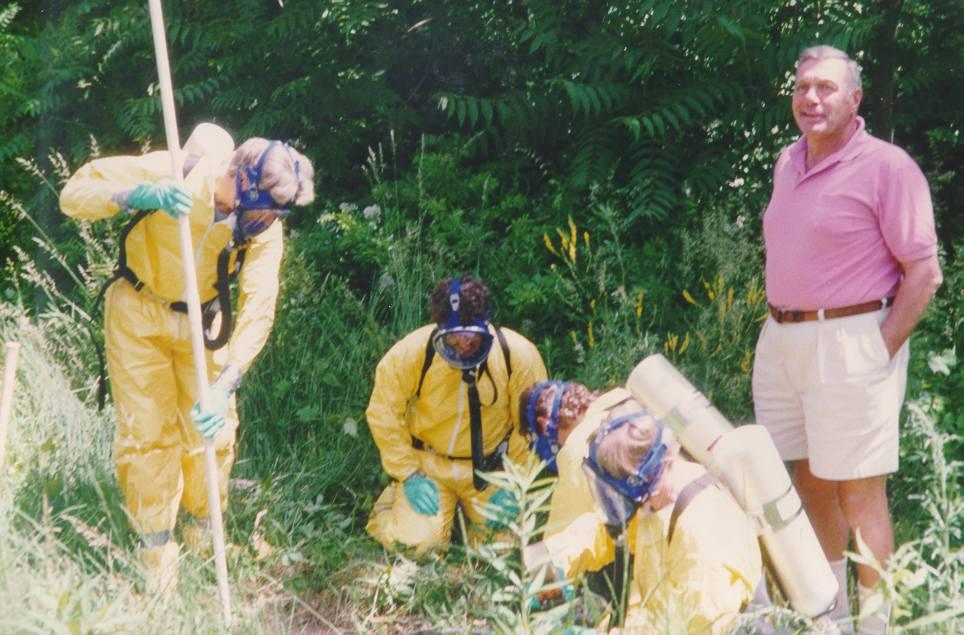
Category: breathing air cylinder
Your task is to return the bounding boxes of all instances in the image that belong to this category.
[626,354,734,465]
[626,354,838,617]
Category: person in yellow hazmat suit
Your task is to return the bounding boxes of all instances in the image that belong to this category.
[518,380,636,608]
[527,391,764,633]
[366,275,547,553]
[59,124,315,592]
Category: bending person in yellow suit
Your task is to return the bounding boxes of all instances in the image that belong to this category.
[59,124,315,591]
[527,388,763,633]
[366,275,547,553]
[520,381,637,544]
[519,381,636,604]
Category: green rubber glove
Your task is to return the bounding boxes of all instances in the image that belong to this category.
[403,473,440,516]
[190,384,231,438]
[485,488,519,528]
[127,180,192,218]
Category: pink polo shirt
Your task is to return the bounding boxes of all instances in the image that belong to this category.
[763,117,937,310]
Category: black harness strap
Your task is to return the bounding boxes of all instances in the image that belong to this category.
[464,367,487,490]
[414,327,439,398]
[411,426,511,464]
[90,209,247,409]
[169,244,247,349]
[90,208,152,409]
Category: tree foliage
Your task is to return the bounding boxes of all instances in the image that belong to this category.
[0,0,960,266]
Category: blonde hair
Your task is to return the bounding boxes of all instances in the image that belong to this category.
[593,414,661,479]
[228,138,316,207]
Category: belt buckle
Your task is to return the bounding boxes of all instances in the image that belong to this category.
[788,309,805,322]
[772,307,793,323]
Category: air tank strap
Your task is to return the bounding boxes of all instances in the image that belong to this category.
[667,471,718,543]
[760,482,805,533]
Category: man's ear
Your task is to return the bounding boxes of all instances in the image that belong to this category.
[852,87,863,113]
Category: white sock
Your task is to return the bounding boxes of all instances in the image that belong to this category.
[829,558,851,622]
[829,558,856,634]
[857,582,891,635]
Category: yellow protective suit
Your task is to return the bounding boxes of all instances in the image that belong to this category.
[623,460,762,634]
[60,149,283,537]
[366,323,547,553]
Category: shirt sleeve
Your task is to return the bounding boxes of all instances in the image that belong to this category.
[543,511,616,579]
[877,149,938,263]
[226,221,283,373]
[60,153,168,220]
[365,336,422,481]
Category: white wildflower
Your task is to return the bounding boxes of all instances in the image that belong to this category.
[362,204,381,222]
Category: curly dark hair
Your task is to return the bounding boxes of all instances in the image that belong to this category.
[430,275,491,324]
[517,381,599,437]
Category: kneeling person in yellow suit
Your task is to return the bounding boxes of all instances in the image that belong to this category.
[59,124,315,591]
[366,275,547,553]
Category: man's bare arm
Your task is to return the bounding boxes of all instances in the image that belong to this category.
[880,253,943,357]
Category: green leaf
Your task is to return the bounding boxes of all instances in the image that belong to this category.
[651,112,666,134]
[620,117,641,141]
[641,116,655,137]
[467,97,479,127]
[480,98,493,124]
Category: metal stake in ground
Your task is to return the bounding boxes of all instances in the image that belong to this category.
[147,0,232,625]
[0,342,21,478]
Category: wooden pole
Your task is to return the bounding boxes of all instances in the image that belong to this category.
[147,0,231,624]
[0,342,21,476]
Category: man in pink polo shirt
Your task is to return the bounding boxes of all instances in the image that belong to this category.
[753,45,942,634]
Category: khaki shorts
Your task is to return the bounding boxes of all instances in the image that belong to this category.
[751,309,908,480]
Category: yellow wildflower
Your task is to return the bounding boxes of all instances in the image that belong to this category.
[556,227,569,251]
[741,349,753,374]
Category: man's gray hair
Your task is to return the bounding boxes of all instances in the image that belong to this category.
[798,45,862,92]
